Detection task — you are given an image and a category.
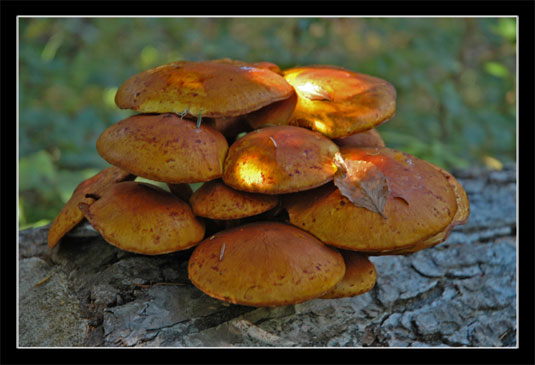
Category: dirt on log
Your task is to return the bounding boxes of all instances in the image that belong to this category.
[18,165,517,347]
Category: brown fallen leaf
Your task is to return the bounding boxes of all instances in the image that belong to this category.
[333,152,389,218]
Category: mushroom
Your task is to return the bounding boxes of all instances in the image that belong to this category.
[333,128,385,148]
[222,125,340,194]
[188,221,346,307]
[320,251,377,299]
[114,59,294,119]
[381,163,470,255]
[79,181,205,255]
[47,166,135,248]
[189,179,279,220]
[96,113,229,184]
[283,147,459,254]
[283,65,396,139]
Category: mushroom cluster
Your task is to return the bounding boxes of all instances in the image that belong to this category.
[48,59,469,307]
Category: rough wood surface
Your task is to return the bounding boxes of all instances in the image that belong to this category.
[18,165,517,347]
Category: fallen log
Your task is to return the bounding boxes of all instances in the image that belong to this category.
[18,165,517,347]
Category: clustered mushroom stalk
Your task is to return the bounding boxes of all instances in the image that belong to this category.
[47,59,469,307]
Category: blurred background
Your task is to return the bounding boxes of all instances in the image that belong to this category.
[18,17,517,229]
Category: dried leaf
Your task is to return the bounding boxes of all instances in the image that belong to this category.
[333,153,389,218]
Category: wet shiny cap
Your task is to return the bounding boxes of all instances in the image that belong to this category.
[115,60,294,118]
[223,125,339,194]
[283,65,396,138]
[284,147,459,253]
[47,166,135,248]
[189,179,279,220]
[188,221,346,307]
[97,113,228,184]
[79,181,205,255]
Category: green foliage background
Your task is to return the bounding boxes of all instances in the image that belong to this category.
[18,17,517,229]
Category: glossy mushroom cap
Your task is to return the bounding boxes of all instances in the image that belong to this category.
[115,60,294,118]
[79,181,205,255]
[320,251,377,299]
[189,179,279,220]
[223,126,339,194]
[47,166,135,248]
[284,147,459,253]
[334,128,385,148]
[188,222,346,307]
[382,164,470,255]
[283,65,396,139]
[96,114,228,184]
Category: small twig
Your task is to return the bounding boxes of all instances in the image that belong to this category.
[34,270,56,287]
[196,109,203,128]
[179,108,189,118]
[269,136,278,148]
[219,243,226,261]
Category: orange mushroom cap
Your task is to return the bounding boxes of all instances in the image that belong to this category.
[188,222,346,307]
[189,179,279,220]
[115,60,294,118]
[334,128,385,148]
[320,251,377,299]
[96,113,228,184]
[79,181,205,255]
[283,147,458,253]
[283,65,396,139]
[380,163,470,255]
[47,166,135,248]
[223,125,339,194]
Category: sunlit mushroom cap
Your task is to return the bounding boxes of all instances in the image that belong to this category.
[283,65,396,139]
[96,114,228,184]
[115,60,294,118]
[189,179,279,220]
[334,128,385,148]
[79,181,205,255]
[381,164,470,255]
[47,166,135,248]
[283,147,458,253]
[223,126,339,194]
[188,222,346,307]
[320,251,377,299]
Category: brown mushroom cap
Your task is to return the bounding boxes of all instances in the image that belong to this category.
[79,181,205,255]
[320,251,377,299]
[96,113,229,184]
[380,164,470,255]
[283,65,396,139]
[47,166,135,248]
[283,147,458,253]
[223,126,339,194]
[188,222,346,307]
[189,179,279,220]
[245,89,298,130]
[334,128,385,148]
[115,60,294,118]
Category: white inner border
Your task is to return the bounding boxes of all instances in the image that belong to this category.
[16,15,519,350]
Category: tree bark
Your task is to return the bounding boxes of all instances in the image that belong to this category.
[18,165,517,347]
